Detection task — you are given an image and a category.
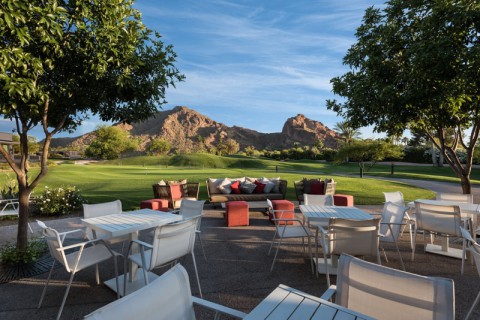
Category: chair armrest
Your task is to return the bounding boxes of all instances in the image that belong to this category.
[192,296,247,319]
[58,228,85,243]
[130,239,154,250]
[320,285,337,301]
[59,237,109,251]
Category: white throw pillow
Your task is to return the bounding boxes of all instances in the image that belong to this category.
[217,178,232,194]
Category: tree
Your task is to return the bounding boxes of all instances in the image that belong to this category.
[146,137,171,156]
[333,121,361,145]
[85,126,138,160]
[224,139,240,155]
[336,140,403,174]
[0,1,183,252]
[326,0,480,193]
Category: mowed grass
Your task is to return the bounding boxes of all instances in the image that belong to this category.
[19,158,433,210]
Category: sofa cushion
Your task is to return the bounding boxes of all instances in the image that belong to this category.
[310,180,325,194]
[208,178,224,194]
[253,180,266,194]
[269,177,281,193]
[240,181,256,194]
[218,178,232,194]
[230,180,241,194]
[303,178,321,194]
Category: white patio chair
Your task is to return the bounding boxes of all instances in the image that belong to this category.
[267,199,314,273]
[379,202,407,270]
[83,200,128,245]
[413,201,467,274]
[84,264,246,320]
[174,199,207,260]
[460,227,480,320]
[124,216,203,297]
[303,194,334,228]
[316,217,381,286]
[383,191,415,250]
[0,198,33,233]
[321,254,455,320]
[436,192,473,203]
[36,220,120,320]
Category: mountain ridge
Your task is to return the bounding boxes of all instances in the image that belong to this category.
[52,106,339,152]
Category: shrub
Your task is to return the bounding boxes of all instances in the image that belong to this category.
[35,186,85,216]
[0,238,48,266]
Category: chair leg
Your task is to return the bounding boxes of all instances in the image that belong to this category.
[197,232,207,260]
[394,241,405,271]
[190,252,203,298]
[56,271,76,320]
[270,236,284,272]
[113,254,120,299]
[465,290,480,320]
[38,260,56,308]
[461,238,466,275]
[95,264,100,285]
[268,232,277,256]
[324,253,331,287]
[412,227,418,261]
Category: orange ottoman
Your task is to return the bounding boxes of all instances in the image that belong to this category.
[269,200,295,225]
[333,194,354,207]
[140,199,170,212]
[226,201,249,227]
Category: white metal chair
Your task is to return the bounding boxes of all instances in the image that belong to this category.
[460,227,480,320]
[321,254,455,320]
[36,220,119,320]
[0,198,33,233]
[174,199,207,260]
[83,200,128,245]
[124,216,203,297]
[84,263,246,320]
[436,192,473,203]
[413,201,467,274]
[317,217,381,286]
[383,191,415,250]
[267,199,314,273]
[303,194,334,228]
[379,202,407,270]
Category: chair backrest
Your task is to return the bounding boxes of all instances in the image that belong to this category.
[460,227,480,278]
[179,199,205,219]
[379,202,406,243]
[415,201,462,236]
[36,220,69,270]
[436,192,473,203]
[84,264,196,320]
[335,254,455,320]
[326,218,381,256]
[149,217,199,270]
[304,194,334,206]
[383,191,405,206]
[83,200,122,219]
[83,200,122,239]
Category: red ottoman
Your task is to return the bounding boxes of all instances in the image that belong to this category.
[225,201,249,227]
[140,199,170,212]
[269,200,295,225]
[334,194,354,207]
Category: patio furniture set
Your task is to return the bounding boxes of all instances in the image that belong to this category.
[33,182,480,319]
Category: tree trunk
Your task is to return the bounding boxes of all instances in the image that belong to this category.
[438,152,444,167]
[460,174,471,194]
[431,145,437,166]
[16,185,31,252]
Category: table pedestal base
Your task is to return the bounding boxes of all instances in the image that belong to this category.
[425,243,464,259]
[313,257,338,275]
[104,269,159,297]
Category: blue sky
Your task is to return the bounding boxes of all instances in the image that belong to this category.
[1,0,386,139]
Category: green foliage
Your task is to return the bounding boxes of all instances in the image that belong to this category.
[85,126,138,160]
[146,138,171,156]
[0,238,47,266]
[34,186,85,216]
[336,140,403,171]
[326,0,480,192]
[0,172,18,198]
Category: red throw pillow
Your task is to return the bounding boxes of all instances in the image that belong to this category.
[253,180,266,194]
[170,184,183,200]
[230,180,241,194]
[310,181,325,195]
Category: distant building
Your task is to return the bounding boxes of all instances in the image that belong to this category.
[0,132,19,160]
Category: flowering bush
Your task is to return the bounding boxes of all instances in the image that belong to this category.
[35,186,85,216]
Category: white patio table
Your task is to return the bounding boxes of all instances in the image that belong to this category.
[81,208,182,295]
[408,199,480,259]
[299,205,373,275]
[244,284,374,320]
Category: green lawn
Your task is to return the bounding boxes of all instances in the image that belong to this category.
[4,154,474,210]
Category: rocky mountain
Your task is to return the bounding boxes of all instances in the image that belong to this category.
[61,106,340,152]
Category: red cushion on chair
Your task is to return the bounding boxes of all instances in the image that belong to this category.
[310,181,325,194]
[170,184,183,200]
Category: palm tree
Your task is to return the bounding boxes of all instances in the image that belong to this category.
[333,121,361,145]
